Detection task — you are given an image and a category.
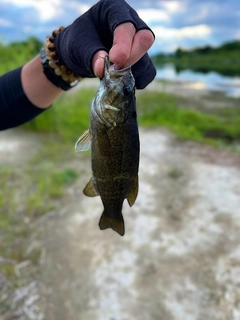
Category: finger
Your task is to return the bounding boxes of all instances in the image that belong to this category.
[109,22,136,69]
[92,50,108,78]
[124,29,155,67]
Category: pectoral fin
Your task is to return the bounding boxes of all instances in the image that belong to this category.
[75,129,91,152]
[83,178,99,197]
[127,175,139,207]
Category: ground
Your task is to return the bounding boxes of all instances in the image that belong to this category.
[1,81,240,320]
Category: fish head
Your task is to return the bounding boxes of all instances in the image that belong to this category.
[95,57,135,127]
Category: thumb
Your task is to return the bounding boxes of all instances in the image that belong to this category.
[92,50,108,78]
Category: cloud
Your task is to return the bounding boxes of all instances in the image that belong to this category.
[153,24,212,40]
[0,0,239,53]
[235,31,240,40]
[160,1,185,14]
[1,0,90,21]
[137,8,169,24]
[68,3,91,15]
[149,24,212,54]
[0,18,12,27]
[2,0,63,21]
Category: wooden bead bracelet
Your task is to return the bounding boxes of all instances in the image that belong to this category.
[40,27,82,91]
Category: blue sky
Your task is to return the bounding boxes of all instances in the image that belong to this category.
[0,0,239,55]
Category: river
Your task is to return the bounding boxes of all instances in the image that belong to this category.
[156,63,240,98]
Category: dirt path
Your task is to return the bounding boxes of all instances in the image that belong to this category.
[21,127,240,320]
[1,81,240,319]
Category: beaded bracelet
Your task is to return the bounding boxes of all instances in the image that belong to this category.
[40,27,82,91]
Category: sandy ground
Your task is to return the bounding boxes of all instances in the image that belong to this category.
[33,128,240,320]
[1,82,240,320]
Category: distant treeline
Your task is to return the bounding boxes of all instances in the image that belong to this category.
[152,40,240,77]
[1,37,240,77]
[0,37,42,75]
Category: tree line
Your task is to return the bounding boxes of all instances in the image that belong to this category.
[152,40,240,77]
[1,37,239,77]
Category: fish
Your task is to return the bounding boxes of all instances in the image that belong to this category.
[75,56,139,236]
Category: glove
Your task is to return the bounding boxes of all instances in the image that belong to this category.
[55,0,156,89]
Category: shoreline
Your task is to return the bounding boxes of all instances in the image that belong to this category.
[70,77,240,100]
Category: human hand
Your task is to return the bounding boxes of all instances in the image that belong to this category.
[92,22,155,79]
[55,0,156,89]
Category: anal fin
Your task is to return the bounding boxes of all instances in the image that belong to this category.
[83,178,99,197]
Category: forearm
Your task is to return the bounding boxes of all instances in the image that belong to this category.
[0,56,62,131]
[21,55,62,108]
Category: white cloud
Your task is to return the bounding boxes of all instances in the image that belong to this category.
[137,8,169,24]
[153,24,212,40]
[22,25,32,33]
[186,6,213,24]
[0,18,12,27]
[2,0,90,21]
[70,3,91,15]
[235,31,240,39]
[151,24,213,53]
[2,0,63,20]
[160,1,184,13]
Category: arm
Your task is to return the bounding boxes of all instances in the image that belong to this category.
[21,55,62,109]
[0,0,156,131]
[0,56,62,131]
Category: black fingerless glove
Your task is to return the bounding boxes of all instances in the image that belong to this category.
[55,0,156,89]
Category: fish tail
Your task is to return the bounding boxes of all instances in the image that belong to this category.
[99,212,125,236]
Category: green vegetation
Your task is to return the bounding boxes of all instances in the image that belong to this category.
[137,90,240,147]
[0,161,78,264]
[0,164,78,285]
[23,89,92,142]
[21,88,240,148]
[0,164,78,220]
[0,37,42,75]
[152,40,240,77]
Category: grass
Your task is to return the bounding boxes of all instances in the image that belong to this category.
[23,89,93,143]
[0,164,78,220]
[22,86,240,148]
[136,90,240,147]
[0,159,78,277]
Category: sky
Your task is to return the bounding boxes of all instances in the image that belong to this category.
[0,0,239,55]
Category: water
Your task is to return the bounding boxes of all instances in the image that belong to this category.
[156,63,240,98]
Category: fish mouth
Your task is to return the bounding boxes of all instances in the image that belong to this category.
[105,56,131,78]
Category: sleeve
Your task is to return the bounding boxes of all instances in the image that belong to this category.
[0,67,46,131]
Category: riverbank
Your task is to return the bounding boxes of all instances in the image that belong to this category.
[1,80,240,319]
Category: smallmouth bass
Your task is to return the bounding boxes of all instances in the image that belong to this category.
[75,57,139,236]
